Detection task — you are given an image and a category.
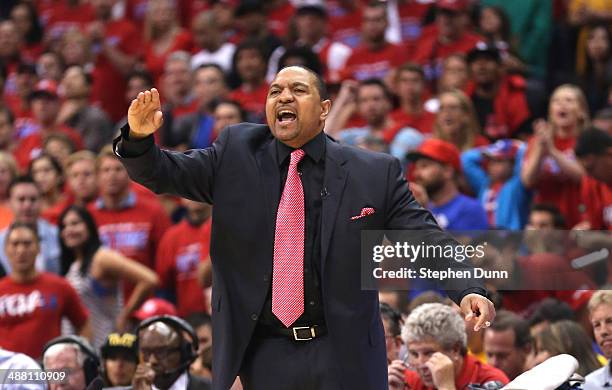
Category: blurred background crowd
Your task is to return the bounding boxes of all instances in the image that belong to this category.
[0,0,610,388]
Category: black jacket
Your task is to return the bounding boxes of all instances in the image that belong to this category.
[115,123,485,390]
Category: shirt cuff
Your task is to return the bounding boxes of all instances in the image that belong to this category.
[458,287,489,303]
[113,123,155,158]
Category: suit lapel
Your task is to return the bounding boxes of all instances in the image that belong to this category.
[321,137,348,273]
[255,136,280,264]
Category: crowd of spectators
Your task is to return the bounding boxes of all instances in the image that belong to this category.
[0,0,610,388]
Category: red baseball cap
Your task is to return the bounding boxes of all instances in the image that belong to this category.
[29,79,59,100]
[132,298,178,321]
[437,0,469,12]
[406,138,462,172]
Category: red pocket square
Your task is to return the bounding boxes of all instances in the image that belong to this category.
[350,207,376,220]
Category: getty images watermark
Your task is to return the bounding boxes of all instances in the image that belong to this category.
[370,241,507,281]
[360,229,611,291]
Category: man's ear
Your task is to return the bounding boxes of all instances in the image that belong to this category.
[320,99,332,121]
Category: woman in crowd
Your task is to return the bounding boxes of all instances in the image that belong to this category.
[58,205,158,348]
[143,0,193,84]
[526,319,602,376]
[10,1,44,63]
[576,23,612,114]
[520,84,589,227]
[433,89,489,151]
[478,6,526,75]
[28,154,66,224]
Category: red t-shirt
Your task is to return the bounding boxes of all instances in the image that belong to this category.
[40,2,95,40]
[411,29,482,82]
[341,43,407,81]
[156,219,212,317]
[465,75,530,140]
[397,1,432,51]
[580,175,612,230]
[404,354,509,389]
[0,273,89,359]
[13,126,85,171]
[267,2,295,38]
[89,192,171,299]
[124,0,148,30]
[328,3,363,48]
[144,30,193,85]
[229,83,269,123]
[389,109,436,135]
[90,19,143,122]
[525,135,582,227]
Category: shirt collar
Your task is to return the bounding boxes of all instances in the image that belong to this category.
[276,130,326,166]
[95,191,136,210]
[152,372,188,390]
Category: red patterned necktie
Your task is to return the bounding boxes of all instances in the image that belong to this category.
[272,148,305,327]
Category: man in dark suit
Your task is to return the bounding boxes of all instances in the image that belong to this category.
[115,66,496,390]
[131,316,212,390]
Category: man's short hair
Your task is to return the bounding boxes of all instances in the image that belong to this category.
[402,303,467,354]
[588,290,612,314]
[96,145,119,170]
[165,51,191,69]
[380,303,402,337]
[575,127,612,157]
[488,310,531,348]
[43,342,86,367]
[530,204,566,229]
[185,312,212,330]
[65,150,97,170]
[528,298,574,327]
[5,221,40,244]
[397,63,425,81]
[366,0,387,10]
[127,70,154,88]
[209,99,246,122]
[195,63,225,77]
[8,175,39,198]
[358,78,392,101]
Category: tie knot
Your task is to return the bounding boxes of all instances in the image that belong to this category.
[289,149,305,166]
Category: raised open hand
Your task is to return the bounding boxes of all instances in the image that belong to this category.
[127,88,164,138]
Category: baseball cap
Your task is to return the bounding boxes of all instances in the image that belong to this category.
[29,79,59,100]
[437,0,469,12]
[100,333,138,362]
[296,1,327,18]
[467,41,501,63]
[482,139,521,160]
[132,298,178,321]
[406,138,462,172]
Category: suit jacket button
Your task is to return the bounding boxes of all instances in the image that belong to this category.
[263,274,269,282]
[251,313,258,321]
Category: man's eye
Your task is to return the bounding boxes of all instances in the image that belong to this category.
[269,90,280,96]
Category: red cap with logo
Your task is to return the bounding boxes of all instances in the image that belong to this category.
[132,298,178,321]
[407,138,462,172]
[29,79,59,100]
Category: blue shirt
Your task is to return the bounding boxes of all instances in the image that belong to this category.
[429,194,489,231]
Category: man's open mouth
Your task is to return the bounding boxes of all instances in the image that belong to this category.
[277,110,297,124]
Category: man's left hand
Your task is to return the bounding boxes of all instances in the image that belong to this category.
[460,293,495,331]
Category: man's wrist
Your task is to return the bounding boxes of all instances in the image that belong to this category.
[114,123,155,158]
[459,287,488,302]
